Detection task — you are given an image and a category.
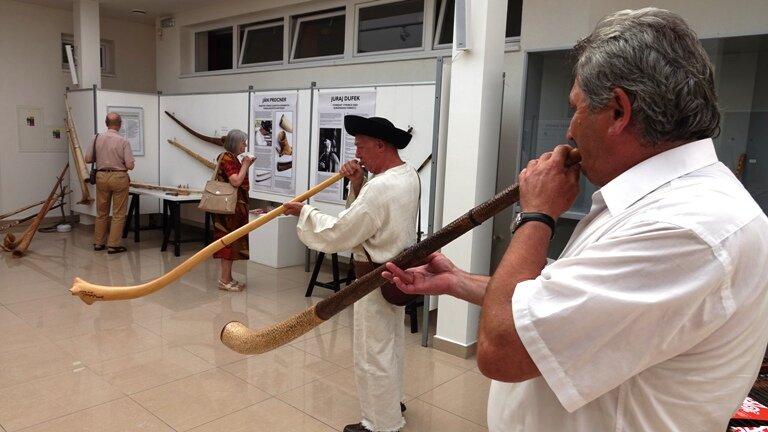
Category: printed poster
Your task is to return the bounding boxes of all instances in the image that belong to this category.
[250,92,298,196]
[107,106,144,156]
[315,91,376,204]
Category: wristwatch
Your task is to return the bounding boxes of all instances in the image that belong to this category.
[511,212,556,240]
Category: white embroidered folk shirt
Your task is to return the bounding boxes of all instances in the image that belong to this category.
[296,162,420,263]
[489,139,768,431]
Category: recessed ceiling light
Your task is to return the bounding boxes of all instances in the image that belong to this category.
[131,9,147,15]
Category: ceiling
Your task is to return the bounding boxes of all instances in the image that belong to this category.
[15,0,213,24]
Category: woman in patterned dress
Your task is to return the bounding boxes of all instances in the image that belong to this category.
[214,129,254,291]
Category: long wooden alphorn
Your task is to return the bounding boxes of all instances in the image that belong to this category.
[70,172,345,304]
[0,198,49,221]
[64,94,94,205]
[0,202,66,233]
[220,149,581,355]
[167,139,216,170]
[164,111,225,146]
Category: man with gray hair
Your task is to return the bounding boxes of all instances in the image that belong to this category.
[383,8,768,431]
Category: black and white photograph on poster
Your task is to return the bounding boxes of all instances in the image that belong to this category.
[318,128,341,173]
[107,106,144,156]
[314,91,375,204]
[250,92,297,196]
[254,120,272,147]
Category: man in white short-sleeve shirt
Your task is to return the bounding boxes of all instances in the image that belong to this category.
[383,8,768,431]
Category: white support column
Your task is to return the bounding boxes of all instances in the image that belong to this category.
[433,0,508,358]
[73,0,101,89]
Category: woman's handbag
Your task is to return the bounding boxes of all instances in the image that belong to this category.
[198,153,237,215]
[88,134,99,185]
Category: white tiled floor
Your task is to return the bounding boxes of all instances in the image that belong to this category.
[0,224,489,431]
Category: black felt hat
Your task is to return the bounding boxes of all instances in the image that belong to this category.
[344,115,412,149]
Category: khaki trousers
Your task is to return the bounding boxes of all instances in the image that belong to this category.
[94,171,130,248]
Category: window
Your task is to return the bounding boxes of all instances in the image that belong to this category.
[357,0,424,54]
[195,26,233,72]
[61,34,115,75]
[291,10,345,61]
[433,0,522,49]
[433,0,455,48]
[239,21,284,66]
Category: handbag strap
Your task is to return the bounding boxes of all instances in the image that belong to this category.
[211,152,226,181]
[90,133,99,170]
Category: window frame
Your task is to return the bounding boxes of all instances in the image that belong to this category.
[290,10,347,63]
[238,20,285,67]
[194,25,235,72]
[354,0,427,58]
[61,34,115,76]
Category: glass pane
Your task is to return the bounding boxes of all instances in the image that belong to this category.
[505,0,523,38]
[435,0,454,46]
[294,14,345,59]
[195,27,232,72]
[241,25,283,64]
[358,0,424,53]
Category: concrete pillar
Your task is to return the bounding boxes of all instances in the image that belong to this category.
[433,0,508,358]
[73,0,101,89]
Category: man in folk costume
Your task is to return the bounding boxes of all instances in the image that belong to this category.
[283,115,419,432]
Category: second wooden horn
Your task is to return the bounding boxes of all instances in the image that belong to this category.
[221,149,582,355]
[70,172,345,304]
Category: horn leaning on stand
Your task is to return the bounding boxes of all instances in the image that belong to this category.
[64,93,94,205]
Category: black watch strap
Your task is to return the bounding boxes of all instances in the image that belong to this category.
[513,212,556,240]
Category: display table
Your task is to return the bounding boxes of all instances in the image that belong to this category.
[248,213,305,268]
[124,188,211,256]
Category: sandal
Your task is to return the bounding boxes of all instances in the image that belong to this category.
[107,246,127,254]
[93,244,106,251]
[218,280,243,292]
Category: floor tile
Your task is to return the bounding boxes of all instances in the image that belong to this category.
[188,397,335,432]
[131,369,270,431]
[0,368,123,431]
[18,397,174,432]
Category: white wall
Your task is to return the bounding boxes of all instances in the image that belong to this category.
[0,0,155,218]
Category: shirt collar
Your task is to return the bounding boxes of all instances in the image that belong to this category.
[599,138,719,213]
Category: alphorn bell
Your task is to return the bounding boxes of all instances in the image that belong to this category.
[70,172,346,304]
[220,148,582,355]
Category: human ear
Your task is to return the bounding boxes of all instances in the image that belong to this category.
[609,87,632,134]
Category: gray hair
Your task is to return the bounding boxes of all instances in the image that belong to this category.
[573,7,720,146]
[223,129,248,154]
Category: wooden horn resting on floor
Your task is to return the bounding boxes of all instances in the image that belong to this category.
[64,94,94,205]
[167,138,216,170]
[164,111,225,146]
[3,164,69,257]
[220,148,582,355]
[70,172,345,305]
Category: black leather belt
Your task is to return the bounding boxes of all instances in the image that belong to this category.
[99,169,126,172]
